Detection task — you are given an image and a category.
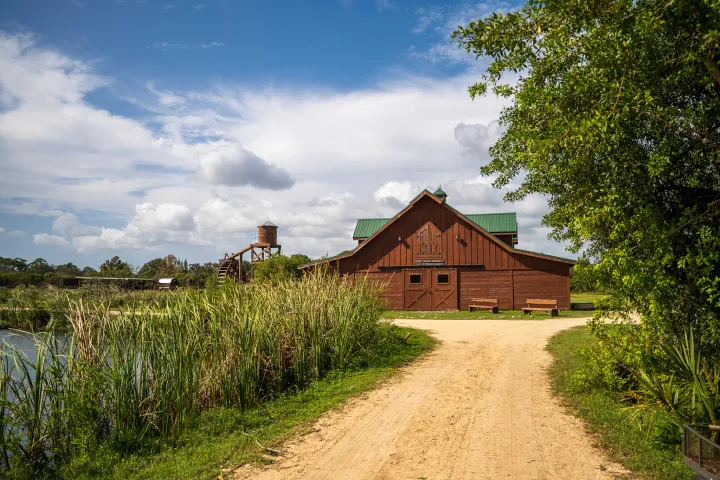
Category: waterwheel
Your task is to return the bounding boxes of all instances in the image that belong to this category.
[217,258,241,283]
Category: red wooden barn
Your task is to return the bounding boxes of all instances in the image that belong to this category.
[300,188,576,311]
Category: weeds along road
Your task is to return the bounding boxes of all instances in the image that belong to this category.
[237,319,627,480]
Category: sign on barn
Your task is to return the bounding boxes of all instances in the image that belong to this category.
[300,188,576,311]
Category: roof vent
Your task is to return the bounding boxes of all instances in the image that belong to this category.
[433,186,447,203]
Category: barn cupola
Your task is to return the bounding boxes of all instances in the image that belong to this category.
[433,186,448,203]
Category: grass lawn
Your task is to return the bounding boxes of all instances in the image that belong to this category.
[383,309,592,320]
[570,293,608,304]
[62,326,436,480]
[547,325,692,479]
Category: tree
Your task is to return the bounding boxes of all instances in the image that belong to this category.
[99,256,134,278]
[26,258,54,274]
[138,255,181,279]
[80,266,98,277]
[184,262,218,288]
[453,0,720,353]
[55,263,81,277]
[252,254,311,282]
[0,257,28,272]
[137,258,165,279]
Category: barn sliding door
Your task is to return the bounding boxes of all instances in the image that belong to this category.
[403,270,430,310]
[431,268,457,311]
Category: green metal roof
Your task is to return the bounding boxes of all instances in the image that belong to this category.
[353,218,391,238]
[353,212,517,239]
[464,213,517,233]
[433,186,447,197]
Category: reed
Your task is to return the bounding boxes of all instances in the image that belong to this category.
[0,271,389,476]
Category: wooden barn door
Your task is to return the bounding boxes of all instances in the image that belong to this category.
[431,268,457,311]
[404,270,431,310]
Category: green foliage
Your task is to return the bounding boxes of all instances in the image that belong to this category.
[0,258,28,273]
[574,328,640,393]
[137,255,183,279]
[98,256,134,278]
[176,262,218,288]
[548,326,692,479]
[252,254,311,282]
[569,260,609,294]
[55,263,81,277]
[637,330,720,427]
[0,272,393,476]
[453,0,720,356]
[80,266,98,276]
[59,328,434,480]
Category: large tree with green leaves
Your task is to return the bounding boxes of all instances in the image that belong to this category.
[99,256,134,278]
[453,0,720,352]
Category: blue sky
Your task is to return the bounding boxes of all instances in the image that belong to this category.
[0,0,567,271]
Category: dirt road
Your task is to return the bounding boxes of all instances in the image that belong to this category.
[237,319,627,480]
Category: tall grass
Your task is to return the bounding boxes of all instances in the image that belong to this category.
[0,271,388,477]
[0,286,173,330]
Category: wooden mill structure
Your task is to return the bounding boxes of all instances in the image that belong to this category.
[217,222,282,283]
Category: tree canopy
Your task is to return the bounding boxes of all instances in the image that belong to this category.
[99,256,134,278]
[252,254,311,282]
[453,0,719,352]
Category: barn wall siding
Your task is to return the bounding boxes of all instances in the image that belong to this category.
[513,270,571,310]
[459,270,513,310]
[357,271,403,310]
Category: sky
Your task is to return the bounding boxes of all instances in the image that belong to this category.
[0,0,571,270]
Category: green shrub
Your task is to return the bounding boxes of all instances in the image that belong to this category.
[252,254,311,282]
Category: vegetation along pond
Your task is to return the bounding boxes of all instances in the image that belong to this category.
[0,273,398,478]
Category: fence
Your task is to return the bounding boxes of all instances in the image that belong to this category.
[684,424,720,480]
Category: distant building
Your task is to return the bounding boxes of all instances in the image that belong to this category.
[156,278,178,290]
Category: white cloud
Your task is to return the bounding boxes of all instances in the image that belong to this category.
[71,203,199,252]
[0,227,4,234]
[33,233,70,247]
[131,203,195,231]
[376,0,397,11]
[454,121,504,153]
[8,230,25,237]
[0,30,573,260]
[411,1,514,64]
[373,181,422,209]
[193,4,207,10]
[52,212,101,237]
[147,82,185,106]
[196,144,295,189]
[161,3,175,9]
[413,6,445,34]
[148,42,225,51]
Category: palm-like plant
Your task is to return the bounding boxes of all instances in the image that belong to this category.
[639,330,720,427]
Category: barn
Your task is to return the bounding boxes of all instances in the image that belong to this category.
[300,188,576,311]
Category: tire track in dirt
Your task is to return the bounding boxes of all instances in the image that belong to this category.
[236,319,629,480]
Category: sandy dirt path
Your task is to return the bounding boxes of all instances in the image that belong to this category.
[236,318,628,480]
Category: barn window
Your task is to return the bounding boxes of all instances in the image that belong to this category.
[409,274,422,284]
[437,273,449,284]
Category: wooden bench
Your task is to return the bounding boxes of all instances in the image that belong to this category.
[523,299,559,316]
[469,298,499,313]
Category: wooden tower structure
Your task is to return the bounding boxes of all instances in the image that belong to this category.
[217,222,282,283]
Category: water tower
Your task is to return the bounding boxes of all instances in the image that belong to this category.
[217,222,282,283]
